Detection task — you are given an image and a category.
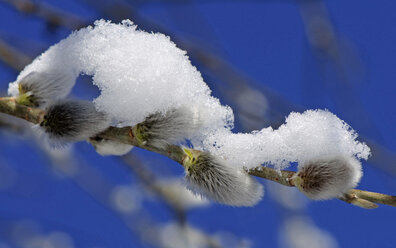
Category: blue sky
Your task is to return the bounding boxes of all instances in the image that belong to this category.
[0,1,395,247]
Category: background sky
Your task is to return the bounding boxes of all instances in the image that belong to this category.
[0,1,395,248]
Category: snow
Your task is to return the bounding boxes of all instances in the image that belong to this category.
[8,20,370,173]
[9,19,233,135]
[201,109,370,171]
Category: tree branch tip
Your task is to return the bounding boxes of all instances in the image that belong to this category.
[1,96,396,210]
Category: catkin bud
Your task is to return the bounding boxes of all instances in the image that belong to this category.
[40,100,110,142]
[182,148,264,206]
[292,156,362,200]
[16,71,75,107]
[133,107,202,149]
[89,137,133,156]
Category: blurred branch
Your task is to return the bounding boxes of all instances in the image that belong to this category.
[0,39,31,71]
[0,114,25,133]
[298,1,383,139]
[121,154,187,224]
[0,96,394,210]
[0,0,88,30]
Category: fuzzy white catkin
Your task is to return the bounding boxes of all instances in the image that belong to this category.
[41,100,110,142]
[136,106,204,149]
[293,156,362,200]
[185,152,264,206]
[8,71,76,107]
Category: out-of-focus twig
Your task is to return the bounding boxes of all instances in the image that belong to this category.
[122,154,187,224]
[0,39,32,71]
[0,0,88,30]
[0,114,25,133]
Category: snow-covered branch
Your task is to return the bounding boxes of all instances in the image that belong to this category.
[1,19,393,210]
[0,96,394,209]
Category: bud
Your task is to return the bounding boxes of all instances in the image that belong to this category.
[89,137,133,156]
[182,148,264,206]
[40,100,110,142]
[15,71,74,107]
[292,156,362,200]
[133,107,202,149]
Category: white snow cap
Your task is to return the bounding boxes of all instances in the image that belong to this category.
[202,109,370,171]
[9,19,233,135]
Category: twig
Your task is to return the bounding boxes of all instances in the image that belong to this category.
[248,166,295,187]
[0,96,394,209]
[121,154,187,224]
[1,0,88,30]
[348,189,396,207]
[0,39,32,71]
[0,97,45,123]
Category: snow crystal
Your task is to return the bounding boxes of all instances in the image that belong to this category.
[201,109,370,170]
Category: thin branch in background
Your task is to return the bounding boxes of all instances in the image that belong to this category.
[0,114,25,133]
[298,1,383,138]
[24,135,164,247]
[0,0,88,31]
[121,153,187,225]
[0,39,31,71]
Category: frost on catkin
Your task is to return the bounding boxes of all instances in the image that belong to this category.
[41,100,110,142]
[134,107,203,149]
[292,156,362,200]
[183,149,263,206]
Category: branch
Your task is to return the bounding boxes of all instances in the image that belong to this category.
[0,96,394,209]
[249,167,381,209]
[1,0,88,30]
[0,97,44,123]
[0,39,32,71]
[121,154,187,224]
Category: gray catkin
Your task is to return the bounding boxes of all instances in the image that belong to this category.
[185,152,264,207]
[137,107,202,149]
[294,156,362,200]
[17,71,75,107]
[41,100,111,142]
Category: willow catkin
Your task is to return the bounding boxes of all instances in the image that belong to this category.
[183,149,263,206]
[40,100,110,142]
[292,156,362,200]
